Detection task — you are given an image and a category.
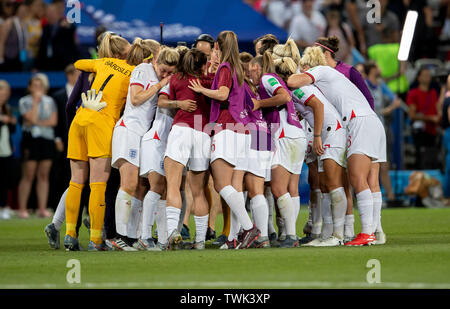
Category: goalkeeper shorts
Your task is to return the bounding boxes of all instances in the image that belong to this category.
[67,111,115,161]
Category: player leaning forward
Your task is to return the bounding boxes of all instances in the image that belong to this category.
[111,43,179,251]
[287,46,387,246]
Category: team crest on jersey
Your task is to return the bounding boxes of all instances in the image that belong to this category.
[129,149,137,159]
[293,88,305,100]
[268,78,278,87]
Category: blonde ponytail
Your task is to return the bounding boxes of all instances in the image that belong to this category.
[274,57,297,82]
[272,38,301,67]
[126,38,161,66]
[299,46,327,70]
[98,32,130,59]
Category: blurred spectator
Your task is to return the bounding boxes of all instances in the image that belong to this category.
[0,0,28,71]
[363,61,402,201]
[406,67,442,170]
[262,0,301,29]
[17,73,57,218]
[289,0,326,50]
[253,33,279,55]
[23,0,45,70]
[441,75,450,197]
[361,0,399,49]
[36,2,79,71]
[0,80,18,220]
[0,0,15,25]
[239,51,253,79]
[321,4,354,64]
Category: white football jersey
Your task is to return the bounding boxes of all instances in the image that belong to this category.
[261,74,304,139]
[292,84,343,132]
[304,65,375,125]
[121,63,159,136]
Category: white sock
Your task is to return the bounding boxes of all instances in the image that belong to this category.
[156,200,168,244]
[250,195,269,237]
[115,189,133,236]
[330,187,347,240]
[219,185,253,231]
[277,193,296,236]
[141,191,160,240]
[344,214,355,238]
[177,191,187,232]
[292,196,300,224]
[194,214,209,243]
[52,188,68,231]
[166,206,181,237]
[372,192,383,233]
[265,187,276,235]
[127,197,142,239]
[228,210,241,241]
[321,193,333,239]
[311,189,322,236]
[356,189,374,235]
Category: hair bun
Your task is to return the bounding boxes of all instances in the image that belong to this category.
[327,36,340,53]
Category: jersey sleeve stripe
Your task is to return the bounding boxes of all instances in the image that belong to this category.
[272,86,283,96]
[130,82,145,88]
[303,94,315,105]
[304,72,315,84]
[159,91,169,96]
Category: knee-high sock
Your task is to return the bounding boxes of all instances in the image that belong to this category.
[141,191,160,240]
[311,189,322,236]
[89,182,107,244]
[372,192,383,233]
[321,193,333,239]
[277,193,296,236]
[219,186,253,231]
[356,189,374,235]
[156,200,168,244]
[194,214,209,242]
[227,210,241,241]
[53,188,68,231]
[115,189,132,237]
[65,182,84,238]
[330,187,347,240]
[167,206,181,237]
[127,197,142,240]
[250,194,269,237]
[344,214,355,239]
[264,187,276,235]
[292,196,300,224]
[177,191,187,232]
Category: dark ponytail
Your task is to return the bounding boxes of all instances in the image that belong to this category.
[181,48,208,79]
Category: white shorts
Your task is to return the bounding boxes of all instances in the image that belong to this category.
[111,125,142,169]
[318,147,347,173]
[271,136,307,175]
[211,129,248,171]
[347,115,387,163]
[165,125,211,172]
[245,131,273,178]
[139,113,174,177]
[304,124,316,165]
[140,138,166,177]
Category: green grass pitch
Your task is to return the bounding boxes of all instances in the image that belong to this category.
[1,207,450,289]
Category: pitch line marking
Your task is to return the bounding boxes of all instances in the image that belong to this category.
[1,281,450,289]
